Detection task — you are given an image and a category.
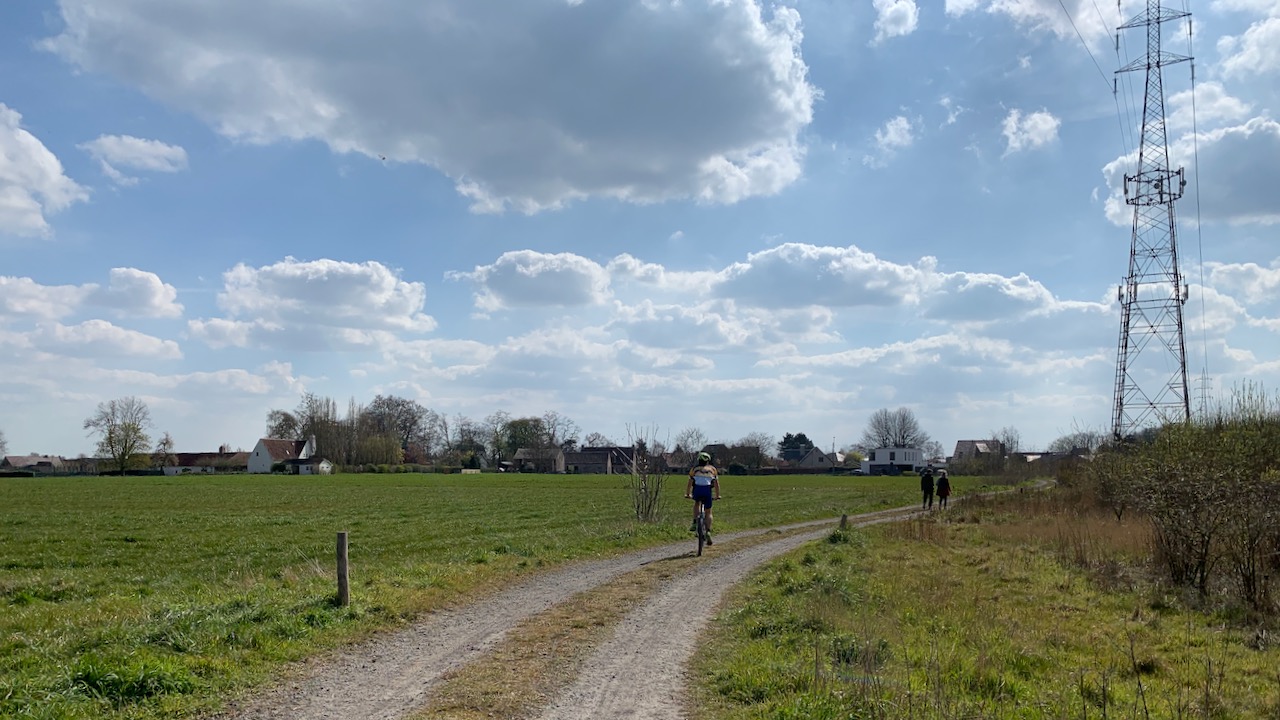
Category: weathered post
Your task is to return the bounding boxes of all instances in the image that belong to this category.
[839,513,848,530]
[336,531,350,607]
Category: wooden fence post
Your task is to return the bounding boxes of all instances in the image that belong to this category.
[336,531,350,607]
[839,513,848,530]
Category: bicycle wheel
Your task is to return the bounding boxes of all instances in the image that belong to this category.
[696,510,706,556]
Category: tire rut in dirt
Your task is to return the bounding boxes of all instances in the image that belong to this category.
[532,527,834,720]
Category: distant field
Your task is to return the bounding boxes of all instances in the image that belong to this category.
[0,471,964,719]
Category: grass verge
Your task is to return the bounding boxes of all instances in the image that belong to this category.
[692,489,1280,719]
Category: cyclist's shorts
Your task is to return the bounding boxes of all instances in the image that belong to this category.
[691,485,714,506]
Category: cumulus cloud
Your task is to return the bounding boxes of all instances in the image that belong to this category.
[189,257,435,349]
[713,243,934,308]
[972,0,1116,43]
[1102,117,1280,226]
[78,134,188,185]
[0,276,90,320]
[863,116,916,168]
[1002,109,1060,155]
[1219,17,1280,78]
[872,0,920,44]
[448,250,612,311]
[31,319,182,359]
[1166,82,1252,132]
[45,0,816,212]
[87,268,184,317]
[0,104,89,237]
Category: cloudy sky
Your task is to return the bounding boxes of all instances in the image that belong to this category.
[2,0,1278,458]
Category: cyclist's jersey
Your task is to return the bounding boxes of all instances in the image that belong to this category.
[689,465,718,487]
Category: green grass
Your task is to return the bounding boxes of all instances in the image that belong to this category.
[693,489,1280,719]
[0,471,960,719]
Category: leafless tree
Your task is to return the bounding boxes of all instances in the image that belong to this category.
[625,424,669,522]
[673,426,708,468]
[859,407,930,449]
[990,426,1021,455]
[265,409,301,439]
[153,432,176,469]
[584,431,614,448]
[737,432,776,469]
[84,396,153,474]
[0,428,7,457]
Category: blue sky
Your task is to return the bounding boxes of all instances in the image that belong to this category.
[2,0,1278,458]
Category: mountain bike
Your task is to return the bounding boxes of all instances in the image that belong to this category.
[687,494,713,556]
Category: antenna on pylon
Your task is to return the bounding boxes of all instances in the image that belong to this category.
[1111,0,1192,441]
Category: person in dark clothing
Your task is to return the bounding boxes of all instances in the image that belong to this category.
[936,470,951,509]
[920,468,935,509]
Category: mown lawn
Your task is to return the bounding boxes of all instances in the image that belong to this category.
[0,471,951,719]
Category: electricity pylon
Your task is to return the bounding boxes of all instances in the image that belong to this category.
[1111,0,1192,441]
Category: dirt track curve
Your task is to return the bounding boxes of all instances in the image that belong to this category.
[215,506,921,720]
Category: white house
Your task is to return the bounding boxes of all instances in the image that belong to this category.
[860,447,926,475]
[248,436,315,474]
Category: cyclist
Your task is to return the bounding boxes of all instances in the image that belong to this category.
[685,451,721,544]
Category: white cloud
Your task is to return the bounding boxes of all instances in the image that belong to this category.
[1102,117,1280,226]
[1002,108,1061,155]
[87,268,183,318]
[872,0,920,44]
[45,0,816,212]
[189,257,436,349]
[0,104,89,237]
[78,134,188,185]
[713,242,934,307]
[1219,18,1280,78]
[863,115,916,168]
[1166,82,1252,132]
[981,0,1117,43]
[448,250,613,312]
[939,96,966,126]
[946,0,983,16]
[0,276,90,320]
[31,319,182,359]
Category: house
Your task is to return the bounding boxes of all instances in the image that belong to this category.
[513,447,566,473]
[860,447,926,475]
[951,440,1004,462]
[248,436,315,473]
[282,457,333,475]
[1,454,64,472]
[793,447,839,470]
[163,451,250,476]
[564,446,642,474]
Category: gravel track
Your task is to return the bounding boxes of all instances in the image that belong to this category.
[215,508,919,720]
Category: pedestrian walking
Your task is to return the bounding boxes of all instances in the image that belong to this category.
[936,470,951,509]
[920,467,935,509]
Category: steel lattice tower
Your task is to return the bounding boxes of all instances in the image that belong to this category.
[1112,0,1192,441]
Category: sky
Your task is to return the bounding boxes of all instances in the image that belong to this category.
[2,0,1278,459]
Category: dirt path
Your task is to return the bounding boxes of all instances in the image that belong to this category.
[216,509,918,720]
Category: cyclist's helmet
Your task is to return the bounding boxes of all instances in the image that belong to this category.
[697,451,711,464]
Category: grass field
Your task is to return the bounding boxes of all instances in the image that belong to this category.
[693,488,1280,719]
[0,471,940,719]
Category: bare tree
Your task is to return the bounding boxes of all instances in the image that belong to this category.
[265,409,301,439]
[737,432,776,469]
[625,425,669,522]
[673,426,708,468]
[84,397,153,474]
[990,426,1021,455]
[583,431,614,448]
[859,407,931,449]
[922,439,945,463]
[1047,427,1106,454]
[0,428,7,457]
[153,432,177,469]
[541,410,580,450]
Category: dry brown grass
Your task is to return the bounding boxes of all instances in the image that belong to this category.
[413,528,808,719]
